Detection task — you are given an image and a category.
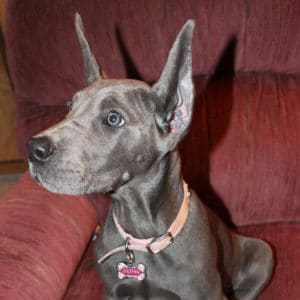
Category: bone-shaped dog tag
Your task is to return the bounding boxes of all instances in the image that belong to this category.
[117,262,146,280]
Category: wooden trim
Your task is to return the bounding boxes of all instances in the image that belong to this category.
[0,160,27,174]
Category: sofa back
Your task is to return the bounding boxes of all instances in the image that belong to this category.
[4,0,300,226]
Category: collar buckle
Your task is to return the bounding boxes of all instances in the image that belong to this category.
[146,232,174,254]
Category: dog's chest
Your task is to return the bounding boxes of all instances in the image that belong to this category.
[95,200,210,298]
[96,249,201,299]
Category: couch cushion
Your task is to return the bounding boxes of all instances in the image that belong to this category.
[0,172,99,299]
[63,241,103,300]
[64,223,299,299]
[181,74,300,226]
[5,0,300,92]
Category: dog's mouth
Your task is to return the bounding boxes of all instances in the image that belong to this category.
[28,160,93,195]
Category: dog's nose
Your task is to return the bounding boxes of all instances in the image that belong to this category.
[27,136,55,163]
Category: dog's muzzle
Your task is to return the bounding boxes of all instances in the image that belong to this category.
[27,136,55,164]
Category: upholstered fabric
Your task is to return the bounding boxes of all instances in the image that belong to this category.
[0,172,98,299]
[63,241,103,300]
[2,0,299,299]
[182,74,300,226]
[5,1,300,90]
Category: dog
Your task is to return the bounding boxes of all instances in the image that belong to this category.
[27,14,274,299]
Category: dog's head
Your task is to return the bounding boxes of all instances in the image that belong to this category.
[27,14,195,195]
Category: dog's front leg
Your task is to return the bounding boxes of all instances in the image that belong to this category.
[177,271,229,300]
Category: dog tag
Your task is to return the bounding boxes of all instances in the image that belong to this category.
[117,262,146,280]
[117,237,146,280]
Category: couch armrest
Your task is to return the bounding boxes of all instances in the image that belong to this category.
[0,172,98,299]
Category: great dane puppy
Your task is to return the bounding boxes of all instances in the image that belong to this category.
[27,14,273,299]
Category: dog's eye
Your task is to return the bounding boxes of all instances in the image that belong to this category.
[106,111,125,127]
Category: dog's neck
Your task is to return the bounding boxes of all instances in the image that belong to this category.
[111,151,184,239]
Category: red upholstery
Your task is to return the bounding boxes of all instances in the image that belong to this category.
[183,74,300,226]
[0,172,97,299]
[1,0,299,299]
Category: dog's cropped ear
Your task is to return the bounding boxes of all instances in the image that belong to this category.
[75,13,105,85]
[152,20,195,151]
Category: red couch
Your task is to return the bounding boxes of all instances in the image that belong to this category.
[1,1,299,299]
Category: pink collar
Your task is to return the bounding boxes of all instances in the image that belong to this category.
[98,181,191,264]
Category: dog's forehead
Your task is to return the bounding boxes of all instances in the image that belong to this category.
[78,79,150,99]
[73,79,155,113]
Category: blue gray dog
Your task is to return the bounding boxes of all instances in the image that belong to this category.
[27,14,273,299]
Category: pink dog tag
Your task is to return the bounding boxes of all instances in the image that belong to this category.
[117,262,146,280]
